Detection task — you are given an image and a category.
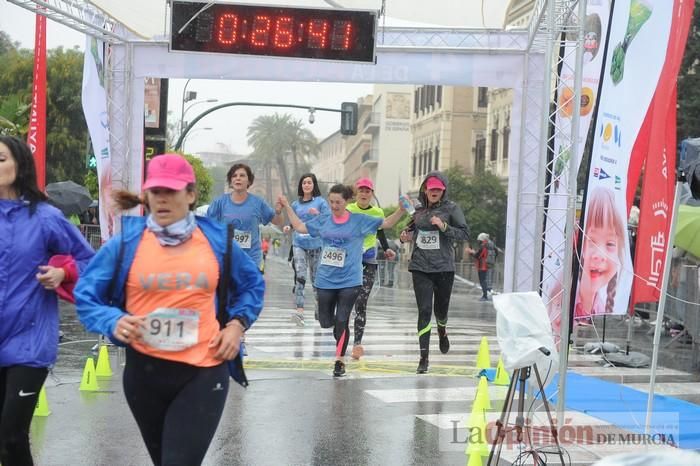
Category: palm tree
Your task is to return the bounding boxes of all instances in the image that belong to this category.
[247,113,320,200]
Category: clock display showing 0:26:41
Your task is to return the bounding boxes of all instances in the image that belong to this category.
[170,2,377,63]
[214,14,354,51]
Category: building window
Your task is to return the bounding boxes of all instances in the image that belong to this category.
[428,86,435,111]
[478,87,488,108]
[427,149,433,172]
[490,129,498,161]
[434,146,440,170]
[437,86,442,106]
[414,89,419,116]
[412,154,417,177]
[420,86,427,113]
[502,126,510,160]
[475,136,486,173]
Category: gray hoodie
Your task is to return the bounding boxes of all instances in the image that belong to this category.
[405,171,470,273]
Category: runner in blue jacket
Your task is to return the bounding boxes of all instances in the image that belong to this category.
[0,136,94,465]
[75,154,265,466]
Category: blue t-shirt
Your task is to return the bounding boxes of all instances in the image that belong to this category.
[207,192,275,267]
[292,197,330,250]
[306,213,383,289]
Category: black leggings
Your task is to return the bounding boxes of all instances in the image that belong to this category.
[0,365,48,466]
[412,271,455,359]
[123,348,229,466]
[317,287,361,358]
[353,263,377,345]
[478,270,488,298]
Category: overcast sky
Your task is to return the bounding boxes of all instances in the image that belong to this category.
[1,3,373,155]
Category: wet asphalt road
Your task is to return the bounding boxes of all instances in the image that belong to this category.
[32,255,700,465]
[37,256,492,466]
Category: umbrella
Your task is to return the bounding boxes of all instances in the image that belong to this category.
[674,204,700,257]
[46,181,93,216]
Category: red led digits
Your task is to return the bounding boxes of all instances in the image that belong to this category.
[216,13,238,45]
[251,15,271,47]
[331,20,352,51]
[307,19,329,49]
[273,16,294,48]
[172,2,376,62]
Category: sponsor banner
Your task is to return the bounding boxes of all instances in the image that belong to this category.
[81,36,113,241]
[632,0,694,304]
[575,0,674,319]
[27,13,47,190]
[542,1,611,333]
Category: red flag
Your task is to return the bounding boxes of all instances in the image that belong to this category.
[27,13,47,190]
[631,0,693,305]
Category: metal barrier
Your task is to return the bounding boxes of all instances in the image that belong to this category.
[376,258,504,294]
[79,224,102,250]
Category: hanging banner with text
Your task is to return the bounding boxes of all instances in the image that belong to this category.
[27,13,47,190]
[81,35,113,241]
[631,0,693,305]
[574,0,674,319]
[542,0,611,334]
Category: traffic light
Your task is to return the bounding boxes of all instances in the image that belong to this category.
[340,102,358,135]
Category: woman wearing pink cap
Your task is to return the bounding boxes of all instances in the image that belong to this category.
[75,154,265,465]
[400,171,469,374]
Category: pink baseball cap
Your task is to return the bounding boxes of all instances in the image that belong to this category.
[142,154,195,191]
[355,177,374,190]
[425,176,446,190]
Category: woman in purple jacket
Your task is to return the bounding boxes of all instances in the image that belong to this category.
[0,136,94,465]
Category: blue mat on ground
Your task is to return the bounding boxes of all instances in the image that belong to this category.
[545,372,700,449]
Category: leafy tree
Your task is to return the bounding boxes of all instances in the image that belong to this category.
[0,40,89,184]
[0,31,17,55]
[382,205,411,239]
[182,152,213,206]
[247,113,319,199]
[678,2,700,142]
[445,167,507,248]
[84,167,98,199]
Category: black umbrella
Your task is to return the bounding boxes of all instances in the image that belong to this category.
[46,181,93,216]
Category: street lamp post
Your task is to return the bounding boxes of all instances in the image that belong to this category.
[181,127,213,153]
[182,99,218,133]
[180,79,195,135]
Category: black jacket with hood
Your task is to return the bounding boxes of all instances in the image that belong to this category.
[405,171,470,273]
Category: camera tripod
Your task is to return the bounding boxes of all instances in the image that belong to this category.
[487,364,565,466]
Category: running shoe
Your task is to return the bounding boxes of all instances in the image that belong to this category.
[416,357,429,374]
[438,333,450,354]
[333,360,346,377]
[291,311,305,327]
[351,344,364,360]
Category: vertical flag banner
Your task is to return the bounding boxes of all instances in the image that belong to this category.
[81,36,113,241]
[631,0,694,305]
[27,13,47,190]
[574,0,675,319]
[542,0,611,334]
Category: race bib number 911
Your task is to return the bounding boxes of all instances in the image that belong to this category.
[142,308,199,352]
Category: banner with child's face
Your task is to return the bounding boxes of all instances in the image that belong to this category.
[575,0,674,319]
[542,0,611,334]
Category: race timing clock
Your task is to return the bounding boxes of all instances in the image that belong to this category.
[170,1,377,63]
